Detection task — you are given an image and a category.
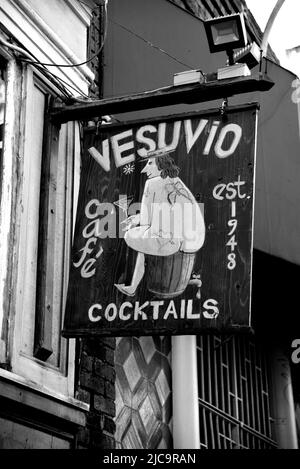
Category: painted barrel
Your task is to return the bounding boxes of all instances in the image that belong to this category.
[145,251,196,299]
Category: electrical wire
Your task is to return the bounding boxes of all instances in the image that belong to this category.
[80,0,198,72]
[109,18,199,71]
[43,72,90,99]
[0,38,67,99]
[35,64,91,99]
[21,0,108,69]
[1,0,201,103]
[0,36,91,101]
[78,0,95,9]
[34,64,83,100]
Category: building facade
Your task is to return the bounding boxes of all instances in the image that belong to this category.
[0,0,114,449]
[0,0,299,449]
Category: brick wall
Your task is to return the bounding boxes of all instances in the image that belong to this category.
[75,2,116,449]
[88,2,105,99]
[76,338,116,449]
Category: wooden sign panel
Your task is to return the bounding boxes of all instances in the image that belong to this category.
[63,104,258,337]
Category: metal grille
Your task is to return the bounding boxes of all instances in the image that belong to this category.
[197,335,278,449]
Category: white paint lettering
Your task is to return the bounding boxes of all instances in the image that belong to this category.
[225,182,237,200]
[88,140,110,172]
[213,183,226,201]
[88,304,102,322]
[213,178,247,201]
[119,302,133,321]
[291,339,300,364]
[292,79,300,104]
[111,129,135,167]
[235,175,247,199]
[105,303,118,322]
[85,199,101,219]
[134,301,149,320]
[81,258,97,278]
[150,301,164,320]
[186,300,200,319]
[203,299,219,319]
[163,301,178,320]
[82,219,100,238]
[184,118,208,154]
[73,237,98,268]
[180,299,186,319]
[136,125,157,157]
[215,123,242,158]
[158,121,181,152]
[203,120,220,155]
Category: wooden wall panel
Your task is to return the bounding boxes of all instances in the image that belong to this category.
[0,417,70,449]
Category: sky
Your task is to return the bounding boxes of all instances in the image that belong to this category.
[246,0,300,77]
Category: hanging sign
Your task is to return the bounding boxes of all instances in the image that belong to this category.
[62,104,258,337]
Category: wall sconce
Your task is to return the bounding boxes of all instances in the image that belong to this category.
[204,13,251,80]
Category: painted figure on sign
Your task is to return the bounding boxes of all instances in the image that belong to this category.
[115,148,205,298]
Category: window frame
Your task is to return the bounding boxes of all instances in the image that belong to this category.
[0,50,20,366]
[9,64,80,397]
[0,0,94,405]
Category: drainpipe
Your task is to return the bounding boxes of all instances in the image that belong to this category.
[261,0,286,57]
[172,336,200,449]
[269,346,298,449]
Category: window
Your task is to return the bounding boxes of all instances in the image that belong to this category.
[0,0,94,407]
[11,66,80,396]
[197,335,278,449]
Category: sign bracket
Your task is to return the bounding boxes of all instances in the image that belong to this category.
[50,73,274,124]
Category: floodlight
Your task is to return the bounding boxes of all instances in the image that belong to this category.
[204,13,248,66]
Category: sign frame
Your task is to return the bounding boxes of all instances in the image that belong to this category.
[62,103,258,338]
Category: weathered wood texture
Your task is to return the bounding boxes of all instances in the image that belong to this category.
[0,60,23,363]
[34,107,58,361]
[51,75,273,124]
[0,417,70,449]
[63,104,258,337]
